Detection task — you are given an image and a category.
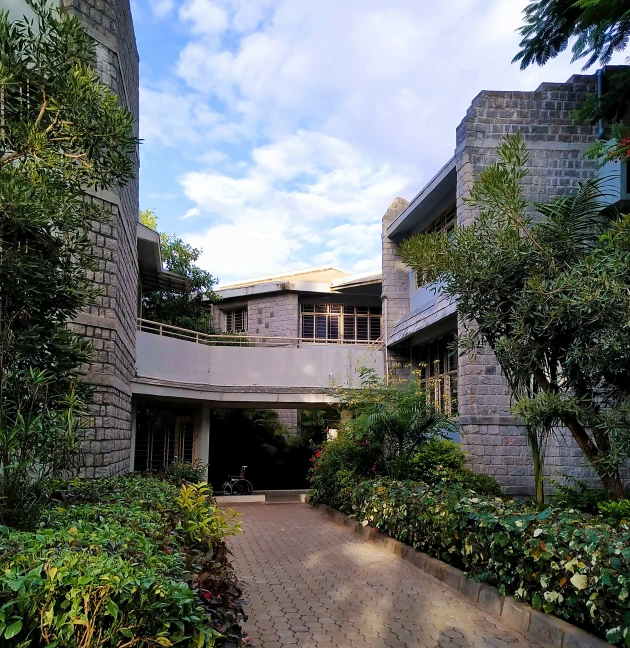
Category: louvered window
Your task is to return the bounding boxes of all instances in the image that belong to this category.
[414,332,458,416]
[225,308,247,333]
[301,304,381,343]
[415,205,456,289]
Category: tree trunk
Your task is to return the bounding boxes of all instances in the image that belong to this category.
[532,370,626,499]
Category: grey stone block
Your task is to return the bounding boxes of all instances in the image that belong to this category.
[442,565,464,591]
[422,556,446,581]
[477,584,504,617]
[407,550,429,571]
[529,609,565,647]
[500,597,531,635]
[563,626,612,648]
[459,577,484,603]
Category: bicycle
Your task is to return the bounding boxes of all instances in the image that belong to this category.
[221,465,253,496]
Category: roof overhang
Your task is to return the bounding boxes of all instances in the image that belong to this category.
[137,223,190,293]
[387,157,456,242]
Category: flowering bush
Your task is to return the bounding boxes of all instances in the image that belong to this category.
[349,479,630,645]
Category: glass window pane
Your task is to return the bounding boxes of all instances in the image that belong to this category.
[302,315,314,338]
[315,304,328,313]
[343,305,355,314]
[301,304,315,313]
[343,315,355,340]
[356,306,369,315]
[330,304,342,313]
[329,316,339,339]
[369,317,381,340]
[315,315,327,339]
[370,306,382,315]
[356,318,368,340]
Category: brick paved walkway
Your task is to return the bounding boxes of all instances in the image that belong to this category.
[227,503,543,648]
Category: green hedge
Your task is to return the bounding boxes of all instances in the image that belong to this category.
[0,477,248,647]
[341,479,630,645]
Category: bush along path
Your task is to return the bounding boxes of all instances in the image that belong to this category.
[0,476,250,647]
[312,479,629,647]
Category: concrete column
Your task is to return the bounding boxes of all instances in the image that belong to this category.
[200,402,211,480]
[381,197,411,377]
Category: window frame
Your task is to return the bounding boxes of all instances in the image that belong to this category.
[224,307,248,333]
[301,303,382,343]
[414,205,456,290]
[414,332,458,417]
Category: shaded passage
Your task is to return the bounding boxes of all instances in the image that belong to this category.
[227,503,543,648]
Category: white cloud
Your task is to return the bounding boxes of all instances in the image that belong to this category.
[147,0,173,17]
[139,0,629,283]
[179,131,410,282]
[179,0,229,34]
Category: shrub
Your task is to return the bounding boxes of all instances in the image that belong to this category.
[598,499,630,521]
[0,476,249,647]
[349,479,630,645]
[309,427,381,513]
[175,482,241,548]
[453,469,503,496]
[162,460,207,484]
[409,438,466,476]
[550,477,608,514]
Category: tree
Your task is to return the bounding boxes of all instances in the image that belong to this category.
[399,133,630,499]
[514,0,630,158]
[140,209,220,332]
[0,0,137,523]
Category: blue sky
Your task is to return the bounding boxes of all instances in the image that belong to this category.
[131,0,612,286]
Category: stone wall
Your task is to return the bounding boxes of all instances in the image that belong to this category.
[68,0,139,476]
[381,197,411,376]
[455,74,602,495]
[276,409,299,435]
[245,293,300,339]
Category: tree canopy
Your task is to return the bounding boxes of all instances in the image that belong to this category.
[514,0,630,141]
[140,209,220,332]
[0,0,137,521]
[399,133,630,498]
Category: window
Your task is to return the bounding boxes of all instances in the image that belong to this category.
[415,332,458,416]
[225,308,247,333]
[415,205,456,289]
[301,304,381,343]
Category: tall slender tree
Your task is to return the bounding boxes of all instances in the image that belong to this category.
[400,134,630,498]
[0,0,137,522]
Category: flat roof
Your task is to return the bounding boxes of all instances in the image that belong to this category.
[331,271,381,289]
[387,156,456,241]
[137,223,190,293]
[217,266,350,290]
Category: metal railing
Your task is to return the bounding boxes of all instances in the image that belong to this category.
[137,318,384,350]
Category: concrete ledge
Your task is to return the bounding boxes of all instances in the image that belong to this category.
[215,494,266,504]
[310,501,612,648]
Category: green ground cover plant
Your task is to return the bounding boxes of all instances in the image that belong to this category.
[345,480,630,646]
[0,476,249,647]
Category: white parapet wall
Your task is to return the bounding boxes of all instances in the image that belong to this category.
[133,331,385,406]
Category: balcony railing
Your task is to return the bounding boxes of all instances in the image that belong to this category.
[137,318,384,350]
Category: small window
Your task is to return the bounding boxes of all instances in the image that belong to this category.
[225,308,247,333]
[415,205,456,289]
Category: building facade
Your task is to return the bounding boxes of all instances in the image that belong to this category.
[210,267,384,435]
[7,0,627,493]
[382,72,630,494]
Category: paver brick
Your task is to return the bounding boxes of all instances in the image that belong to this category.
[227,504,547,648]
